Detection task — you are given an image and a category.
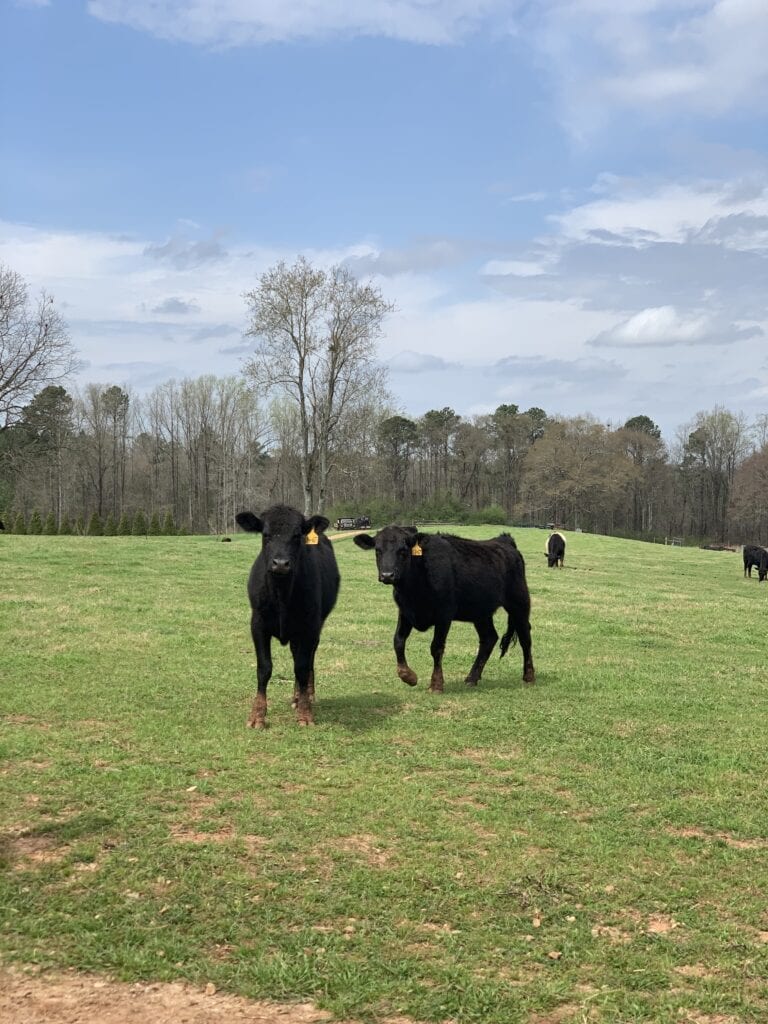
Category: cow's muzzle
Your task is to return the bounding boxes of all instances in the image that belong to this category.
[379,571,395,585]
[270,558,292,575]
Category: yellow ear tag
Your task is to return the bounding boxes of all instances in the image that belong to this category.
[411,542,423,556]
[306,529,319,545]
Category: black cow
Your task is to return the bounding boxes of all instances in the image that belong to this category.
[354,527,534,691]
[235,504,340,727]
[743,544,768,582]
[0,519,4,531]
[546,531,566,568]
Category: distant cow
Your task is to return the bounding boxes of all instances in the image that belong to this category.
[546,531,566,568]
[743,544,768,582]
[235,504,340,727]
[0,519,4,531]
[354,527,534,691]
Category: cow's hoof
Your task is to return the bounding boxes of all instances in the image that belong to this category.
[464,677,478,687]
[397,666,418,686]
[248,718,267,729]
[427,684,444,694]
[523,672,535,685]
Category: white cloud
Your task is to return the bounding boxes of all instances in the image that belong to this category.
[589,305,762,347]
[87,0,510,46]
[554,179,768,246]
[529,0,768,132]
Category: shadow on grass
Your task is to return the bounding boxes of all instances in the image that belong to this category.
[32,811,116,841]
[314,690,405,732]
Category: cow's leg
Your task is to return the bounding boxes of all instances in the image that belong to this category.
[249,620,272,729]
[465,617,498,686]
[290,636,316,726]
[394,613,418,686]
[293,640,318,708]
[428,620,451,693]
[511,610,535,684]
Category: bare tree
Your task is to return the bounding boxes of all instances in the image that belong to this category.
[0,264,77,429]
[243,256,392,513]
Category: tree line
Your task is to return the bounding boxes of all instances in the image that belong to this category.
[2,380,767,545]
[2,257,767,544]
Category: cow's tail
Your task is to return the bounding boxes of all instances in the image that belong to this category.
[499,619,519,659]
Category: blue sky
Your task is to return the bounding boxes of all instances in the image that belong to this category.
[2,0,767,441]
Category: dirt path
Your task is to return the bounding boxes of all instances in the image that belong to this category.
[0,967,337,1024]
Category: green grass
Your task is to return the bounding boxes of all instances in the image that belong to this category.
[1,528,768,1022]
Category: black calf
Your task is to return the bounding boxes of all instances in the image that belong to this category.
[236,504,340,727]
[354,527,534,691]
[743,544,768,582]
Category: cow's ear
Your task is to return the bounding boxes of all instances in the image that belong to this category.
[403,527,419,546]
[303,515,329,535]
[353,533,376,550]
[236,511,263,533]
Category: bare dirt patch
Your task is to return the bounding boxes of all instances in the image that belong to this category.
[666,826,768,850]
[168,824,268,853]
[674,964,719,979]
[0,967,336,1024]
[3,833,70,871]
[333,834,391,868]
[590,924,632,945]
[0,967,433,1024]
[646,913,680,935]
[528,1004,584,1024]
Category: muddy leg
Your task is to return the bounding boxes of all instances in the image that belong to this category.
[394,612,418,686]
[290,638,316,726]
[428,621,450,693]
[249,622,272,728]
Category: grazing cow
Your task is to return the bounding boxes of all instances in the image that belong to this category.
[354,527,534,691]
[743,544,768,582]
[546,531,566,568]
[235,504,340,727]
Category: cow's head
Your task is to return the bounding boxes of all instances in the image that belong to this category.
[236,505,329,576]
[354,525,422,585]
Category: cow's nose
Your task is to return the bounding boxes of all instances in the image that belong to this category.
[271,557,291,574]
[379,571,395,584]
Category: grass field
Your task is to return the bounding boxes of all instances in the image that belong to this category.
[1,527,768,1023]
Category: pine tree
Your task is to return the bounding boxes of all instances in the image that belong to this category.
[132,510,148,536]
[75,515,85,535]
[162,510,176,536]
[28,510,43,535]
[148,510,161,536]
[87,512,103,536]
[59,513,72,536]
[43,511,57,535]
[13,512,27,535]
[117,512,131,536]
[104,512,117,536]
